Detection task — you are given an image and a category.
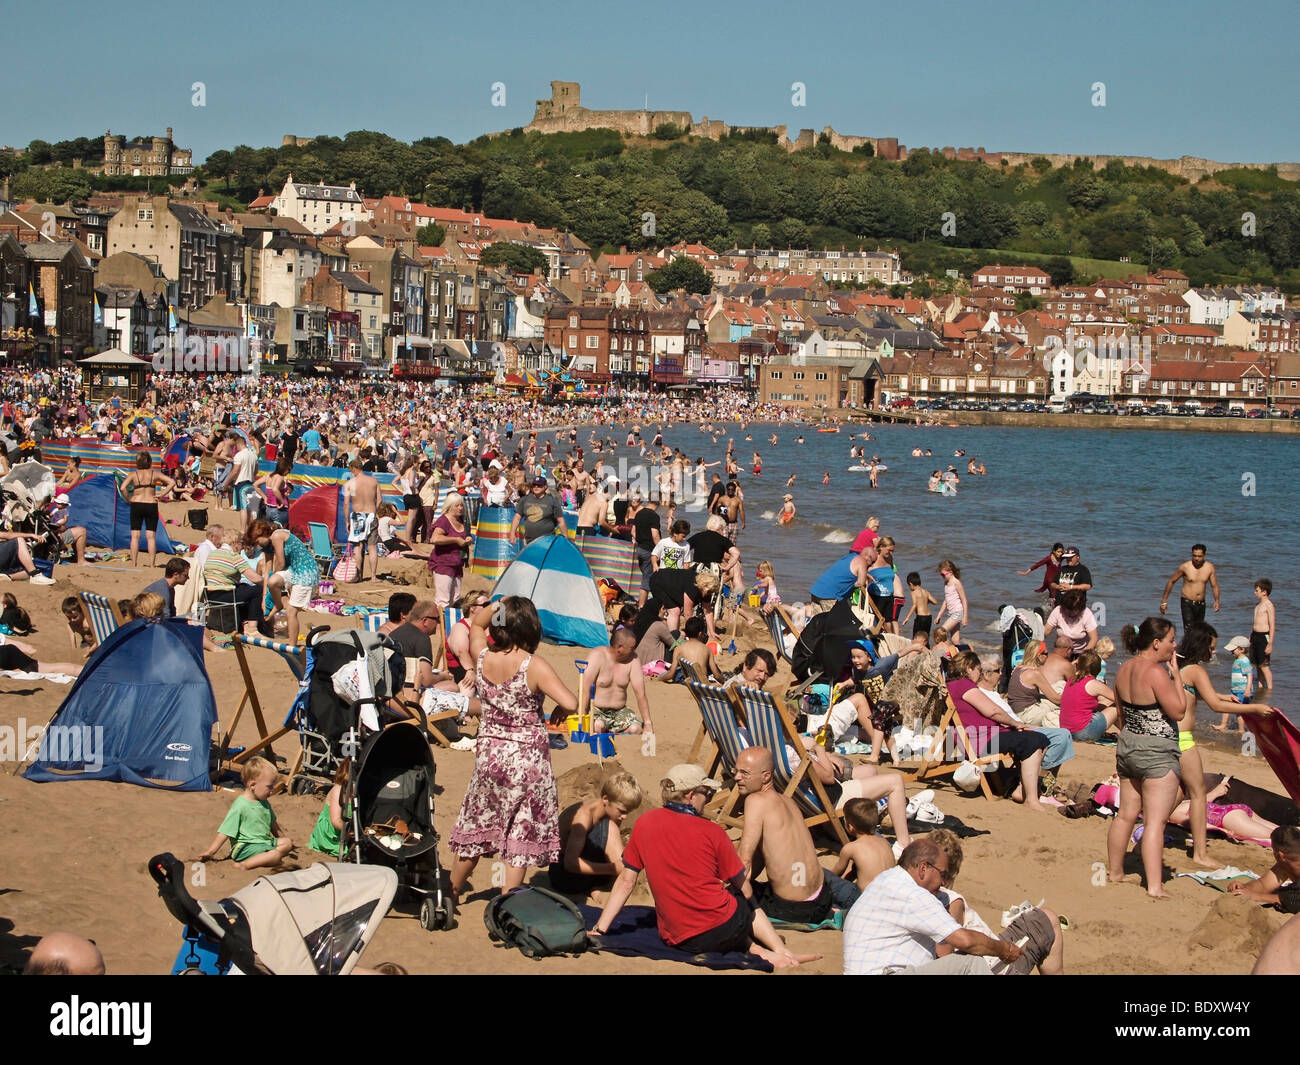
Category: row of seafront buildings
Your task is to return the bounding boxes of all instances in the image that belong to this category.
[0,164,1295,408]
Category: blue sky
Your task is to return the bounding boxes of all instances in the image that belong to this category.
[4,0,1297,166]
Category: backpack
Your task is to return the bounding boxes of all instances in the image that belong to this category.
[483,886,589,959]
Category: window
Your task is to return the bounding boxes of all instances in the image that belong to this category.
[815,371,828,381]
[286,264,293,273]
[137,209,153,221]
[569,315,578,328]
[369,316,377,329]
[568,334,577,349]
[770,371,783,380]
[793,371,805,380]
[586,335,599,349]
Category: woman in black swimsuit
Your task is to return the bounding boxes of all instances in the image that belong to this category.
[1106,617,1185,899]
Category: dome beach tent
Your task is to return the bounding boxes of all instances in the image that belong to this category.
[24,618,217,790]
[63,473,179,553]
[492,534,608,647]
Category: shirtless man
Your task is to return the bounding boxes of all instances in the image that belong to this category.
[210,431,238,505]
[1253,912,1300,975]
[579,627,652,735]
[342,459,380,582]
[713,481,745,543]
[1040,635,1075,692]
[1160,543,1220,631]
[576,477,613,535]
[735,746,834,925]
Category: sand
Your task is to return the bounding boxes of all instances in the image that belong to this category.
[0,496,1290,975]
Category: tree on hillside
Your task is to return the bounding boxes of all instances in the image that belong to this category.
[204,149,234,191]
[480,241,549,277]
[1044,256,1076,287]
[647,255,711,294]
[416,223,446,247]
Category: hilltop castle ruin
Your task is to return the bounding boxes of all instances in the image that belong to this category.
[524,81,1300,182]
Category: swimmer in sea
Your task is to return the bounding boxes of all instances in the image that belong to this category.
[822,471,830,485]
[752,452,762,476]
[769,434,778,446]
[796,435,805,444]
[778,494,796,525]
[786,473,797,487]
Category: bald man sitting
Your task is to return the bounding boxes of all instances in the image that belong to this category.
[24,932,106,975]
[735,747,833,926]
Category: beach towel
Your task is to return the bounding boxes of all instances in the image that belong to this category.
[1244,710,1300,805]
[578,905,773,972]
[1174,867,1260,892]
[0,670,77,684]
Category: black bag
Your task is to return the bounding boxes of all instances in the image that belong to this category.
[188,508,208,531]
[483,886,589,959]
[1278,883,1300,914]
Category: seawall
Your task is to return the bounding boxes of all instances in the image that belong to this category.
[863,410,1300,434]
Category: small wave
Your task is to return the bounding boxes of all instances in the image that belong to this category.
[820,529,854,544]
[760,510,776,520]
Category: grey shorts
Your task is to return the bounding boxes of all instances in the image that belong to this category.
[1116,732,1182,782]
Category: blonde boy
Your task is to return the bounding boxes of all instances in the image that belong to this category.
[200,757,294,869]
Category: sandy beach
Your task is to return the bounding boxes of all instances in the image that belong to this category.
[0,494,1290,976]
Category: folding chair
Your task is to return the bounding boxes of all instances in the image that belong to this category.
[897,691,1012,802]
[79,591,123,645]
[363,612,385,633]
[216,632,315,771]
[729,684,850,844]
[685,681,752,828]
[308,522,343,577]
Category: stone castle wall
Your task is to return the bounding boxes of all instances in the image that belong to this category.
[519,82,1299,179]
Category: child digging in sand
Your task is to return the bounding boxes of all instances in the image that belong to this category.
[199,757,294,869]
[548,772,643,902]
[662,616,724,683]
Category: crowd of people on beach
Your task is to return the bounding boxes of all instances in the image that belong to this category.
[2,363,1296,976]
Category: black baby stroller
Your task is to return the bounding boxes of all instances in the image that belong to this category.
[790,593,877,685]
[1,472,64,565]
[147,852,399,974]
[287,627,411,795]
[341,719,454,931]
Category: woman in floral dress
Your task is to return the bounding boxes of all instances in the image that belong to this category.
[448,596,578,902]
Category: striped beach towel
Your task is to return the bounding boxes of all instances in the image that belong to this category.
[469,504,518,580]
[577,532,636,590]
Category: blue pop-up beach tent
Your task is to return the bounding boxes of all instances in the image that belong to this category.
[64,473,178,553]
[25,619,216,790]
[492,534,608,647]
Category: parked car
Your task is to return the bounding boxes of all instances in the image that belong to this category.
[1245,409,1265,419]
[1228,407,1246,418]
[1268,408,1286,418]
[1207,405,1228,417]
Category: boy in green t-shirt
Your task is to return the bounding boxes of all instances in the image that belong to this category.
[199,757,294,869]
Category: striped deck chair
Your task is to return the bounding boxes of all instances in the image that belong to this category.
[729,684,850,844]
[363,612,385,633]
[897,691,1012,801]
[216,632,316,771]
[468,504,518,580]
[79,591,123,646]
[685,681,753,827]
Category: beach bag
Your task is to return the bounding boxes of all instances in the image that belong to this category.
[188,508,208,531]
[334,547,357,584]
[483,886,589,960]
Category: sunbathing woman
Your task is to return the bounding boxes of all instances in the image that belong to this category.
[1166,777,1282,846]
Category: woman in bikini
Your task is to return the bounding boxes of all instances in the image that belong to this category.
[1106,617,1185,899]
[1166,776,1282,846]
[253,456,292,528]
[122,452,175,569]
[1176,621,1274,867]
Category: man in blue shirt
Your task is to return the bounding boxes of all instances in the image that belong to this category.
[141,557,191,618]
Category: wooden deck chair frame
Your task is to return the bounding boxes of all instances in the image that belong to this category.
[728,683,850,845]
[217,632,314,772]
[684,681,752,828]
[898,691,1013,801]
[79,591,124,646]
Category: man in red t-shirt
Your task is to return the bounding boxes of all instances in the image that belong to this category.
[590,764,818,969]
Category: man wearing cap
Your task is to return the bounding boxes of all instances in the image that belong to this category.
[591,763,816,969]
[1159,543,1220,631]
[510,476,566,544]
[1049,546,1092,605]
